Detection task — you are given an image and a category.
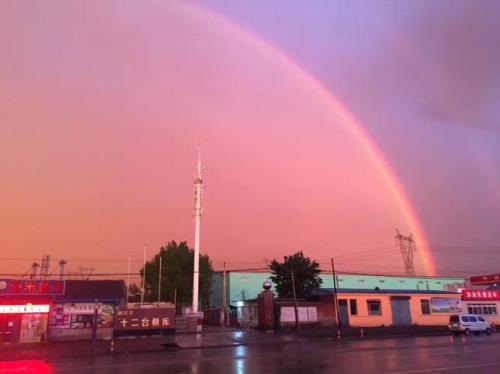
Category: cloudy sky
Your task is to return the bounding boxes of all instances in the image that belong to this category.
[0,0,498,278]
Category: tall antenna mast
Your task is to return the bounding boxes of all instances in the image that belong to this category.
[192,146,203,312]
[395,229,416,276]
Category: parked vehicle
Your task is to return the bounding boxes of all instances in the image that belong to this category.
[448,314,492,335]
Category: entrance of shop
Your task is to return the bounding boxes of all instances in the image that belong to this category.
[338,299,349,327]
[390,296,412,325]
[0,314,21,343]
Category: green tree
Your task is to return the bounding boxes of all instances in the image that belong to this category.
[269,251,322,298]
[141,241,213,311]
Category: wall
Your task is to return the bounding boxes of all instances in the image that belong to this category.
[333,293,462,327]
[228,272,272,305]
[278,300,336,326]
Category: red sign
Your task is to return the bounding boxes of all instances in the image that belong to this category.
[470,274,500,285]
[114,308,176,331]
[0,280,64,295]
[462,289,500,301]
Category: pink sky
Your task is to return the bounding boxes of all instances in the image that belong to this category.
[0,1,429,277]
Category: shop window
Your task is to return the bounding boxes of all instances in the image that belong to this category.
[367,300,381,315]
[421,299,431,315]
[466,303,497,315]
[349,299,358,316]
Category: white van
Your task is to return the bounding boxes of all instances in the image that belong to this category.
[449,314,493,335]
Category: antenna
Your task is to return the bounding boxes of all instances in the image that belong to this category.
[395,229,416,276]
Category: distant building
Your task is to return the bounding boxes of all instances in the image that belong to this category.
[209,271,465,309]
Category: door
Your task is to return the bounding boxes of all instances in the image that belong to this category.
[0,314,21,343]
[390,297,411,325]
[338,299,349,327]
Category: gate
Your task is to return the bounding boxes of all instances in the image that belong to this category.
[390,297,412,325]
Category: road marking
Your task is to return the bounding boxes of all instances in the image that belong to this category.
[381,349,475,359]
[388,361,500,374]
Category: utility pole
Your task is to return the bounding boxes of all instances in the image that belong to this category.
[331,258,341,338]
[141,247,147,306]
[192,147,203,313]
[127,256,131,302]
[288,256,299,330]
[395,229,416,276]
[158,256,162,303]
[222,262,227,309]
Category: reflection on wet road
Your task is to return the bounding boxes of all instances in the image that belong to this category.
[10,334,500,373]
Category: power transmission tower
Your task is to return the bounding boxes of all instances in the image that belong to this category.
[395,229,416,276]
[40,255,50,279]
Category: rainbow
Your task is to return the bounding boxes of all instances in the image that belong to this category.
[179,1,436,275]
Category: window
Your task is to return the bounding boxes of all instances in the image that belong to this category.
[421,299,431,315]
[367,300,381,315]
[467,303,498,315]
[478,316,486,322]
[461,316,470,322]
[469,316,478,322]
[449,315,459,323]
[349,299,358,316]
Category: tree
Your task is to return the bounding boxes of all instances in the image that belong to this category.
[269,251,322,298]
[140,241,213,311]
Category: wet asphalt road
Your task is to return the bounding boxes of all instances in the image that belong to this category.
[19,334,500,373]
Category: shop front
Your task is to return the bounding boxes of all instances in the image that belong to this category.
[49,301,115,340]
[461,288,500,325]
[0,279,64,343]
[48,280,127,341]
[0,303,50,343]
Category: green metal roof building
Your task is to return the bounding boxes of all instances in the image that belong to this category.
[209,271,465,308]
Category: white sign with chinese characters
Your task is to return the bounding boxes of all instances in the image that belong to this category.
[0,304,50,314]
[114,307,176,331]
